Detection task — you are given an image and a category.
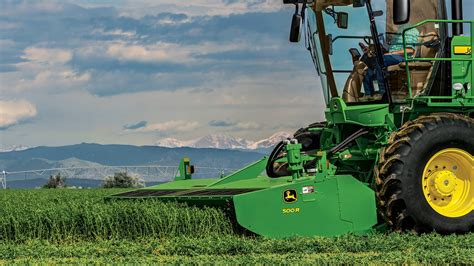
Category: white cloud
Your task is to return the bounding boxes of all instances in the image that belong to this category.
[208,119,262,131]
[92,0,283,18]
[105,41,248,64]
[106,42,189,63]
[92,28,137,39]
[0,47,90,94]
[0,100,38,129]
[129,120,200,134]
[0,0,325,146]
[1,0,282,19]
[21,47,72,65]
[0,0,64,16]
[233,121,261,130]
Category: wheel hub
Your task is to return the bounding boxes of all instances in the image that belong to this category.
[422,148,473,218]
[430,170,457,197]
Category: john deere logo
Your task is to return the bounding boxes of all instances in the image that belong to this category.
[283,189,298,203]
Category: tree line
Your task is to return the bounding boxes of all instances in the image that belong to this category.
[43,172,144,189]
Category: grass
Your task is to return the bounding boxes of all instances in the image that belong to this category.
[0,189,233,242]
[0,234,472,264]
[0,189,473,264]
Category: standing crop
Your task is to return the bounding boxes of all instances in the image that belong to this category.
[0,190,472,264]
[0,189,233,242]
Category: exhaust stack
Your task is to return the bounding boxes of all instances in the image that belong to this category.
[451,0,463,35]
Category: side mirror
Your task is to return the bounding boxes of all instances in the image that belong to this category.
[337,12,349,29]
[289,13,302,43]
[393,0,410,25]
[353,0,365,8]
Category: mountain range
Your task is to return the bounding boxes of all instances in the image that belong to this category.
[0,132,292,188]
[0,143,265,172]
[156,132,291,150]
[0,145,32,153]
[0,143,266,188]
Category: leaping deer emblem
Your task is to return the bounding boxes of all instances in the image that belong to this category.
[284,190,297,202]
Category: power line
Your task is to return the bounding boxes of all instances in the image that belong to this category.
[1,165,238,189]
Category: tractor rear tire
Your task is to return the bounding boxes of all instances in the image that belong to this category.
[266,122,324,178]
[376,113,474,233]
[293,122,325,151]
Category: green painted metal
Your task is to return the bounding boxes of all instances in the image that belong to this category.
[233,175,376,238]
[402,20,473,101]
[451,35,473,98]
[285,142,304,180]
[147,179,217,190]
[325,98,393,126]
[175,157,193,181]
[109,154,377,237]
[207,157,268,187]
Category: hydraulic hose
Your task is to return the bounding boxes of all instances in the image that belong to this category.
[304,128,370,169]
[266,141,287,177]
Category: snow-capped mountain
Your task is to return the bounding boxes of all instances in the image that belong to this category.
[248,132,292,149]
[155,138,192,148]
[0,145,33,153]
[156,132,291,150]
[192,134,253,149]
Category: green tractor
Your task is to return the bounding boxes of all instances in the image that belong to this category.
[109,0,473,237]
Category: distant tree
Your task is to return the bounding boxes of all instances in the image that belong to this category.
[43,173,67,189]
[102,172,144,188]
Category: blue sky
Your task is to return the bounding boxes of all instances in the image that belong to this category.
[0,0,324,147]
[0,0,472,147]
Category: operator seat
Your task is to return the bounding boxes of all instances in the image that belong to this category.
[342,61,368,103]
[387,32,440,101]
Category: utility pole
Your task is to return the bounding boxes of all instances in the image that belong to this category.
[1,170,6,189]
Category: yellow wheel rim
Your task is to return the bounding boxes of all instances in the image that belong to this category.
[422,148,474,218]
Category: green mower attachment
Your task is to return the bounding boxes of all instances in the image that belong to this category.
[109,142,377,238]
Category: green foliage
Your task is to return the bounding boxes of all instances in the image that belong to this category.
[42,173,67,189]
[102,172,144,188]
[0,189,472,264]
[0,234,472,264]
[0,189,232,242]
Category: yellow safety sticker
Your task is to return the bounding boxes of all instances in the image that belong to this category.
[282,208,300,214]
[454,46,472,55]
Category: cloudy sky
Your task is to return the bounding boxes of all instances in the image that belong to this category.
[0,1,472,148]
[0,0,325,148]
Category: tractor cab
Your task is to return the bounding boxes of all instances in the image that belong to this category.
[288,0,447,105]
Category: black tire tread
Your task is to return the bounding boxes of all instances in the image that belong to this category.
[376,113,474,233]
